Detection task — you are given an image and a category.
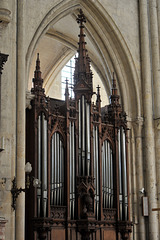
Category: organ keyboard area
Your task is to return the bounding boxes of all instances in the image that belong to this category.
[25,9,132,240]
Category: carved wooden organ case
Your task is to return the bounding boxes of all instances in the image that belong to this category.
[26,10,132,240]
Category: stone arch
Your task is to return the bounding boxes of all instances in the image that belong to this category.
[26,0,141,119]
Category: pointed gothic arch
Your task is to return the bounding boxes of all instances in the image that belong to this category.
[26,0,141,122]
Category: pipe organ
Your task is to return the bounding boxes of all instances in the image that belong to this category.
[26,9,132,240]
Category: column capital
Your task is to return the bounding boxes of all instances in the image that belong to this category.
[128,117,144,137]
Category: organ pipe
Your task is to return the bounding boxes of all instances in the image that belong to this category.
[51,134,55,205]
[42,113,47,217]
[37,113,48,217]
[61,145,64,205]
[93,126,99,219]
[57,133,60,205]
[86,103,91,176]
[37,115,41,217]
[69,122,72,217]
[78,96,91,177]
[54,133,57,205]
[118,129,123,220]
[72,122,75,219]
[105,141,109,208]
[82,95,85,176]
[59,140,62,205]
[51,132,64,206]
[121,127,128,220]
[102,140,114,209]
[78,99,81,175]
[110,150,114,208]
[118,127,128,220]
[69,122,75,219]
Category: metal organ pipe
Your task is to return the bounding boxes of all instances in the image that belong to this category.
[42,113,48,217]
[102,144,104,207]
[93,126,99,219]
[69,122,75,219]
[78,99,81,175]
[105,140,109,208]
[110,150,114,208]
[93,127,96,213]
[82,95,86,176]
[37,115,41,217]
[78,96,91,177]
[108,142,111,208]
[102,140,114,209]
[69,122,72,218]
[118,127,128,220]
[86,103,91,176]
[59,140,62,206]
[118,130,123,220]
[61,145,64,205]
[72,122,75,219]
[51,132,64,206]
[51,134,55,205]
[54,133,57,205]
[57,133,60,205]
[121,127,128,220]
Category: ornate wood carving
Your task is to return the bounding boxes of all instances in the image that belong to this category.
[51,206,66,219]
[26,9,132,240]
[103,208,116,221]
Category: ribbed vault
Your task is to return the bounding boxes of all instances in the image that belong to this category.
[26,0,141,119]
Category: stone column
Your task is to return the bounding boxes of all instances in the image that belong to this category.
[149,0,160,117]
[16,1,26,240]
[152,0,160,235]
[133,118,146,240]
[128,122,138,240]
[154,120,160,234]
[139,0,159,239]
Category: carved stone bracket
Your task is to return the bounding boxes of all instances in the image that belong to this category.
[0,7,11,36]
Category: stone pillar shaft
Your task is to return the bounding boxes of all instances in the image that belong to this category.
[153,0,160,236]
[149,0,160,117]
[139,0,159,238]
[128,125,138,240]
[139,0,159,239]
[16,1,26,240]
[134,119,146,240]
